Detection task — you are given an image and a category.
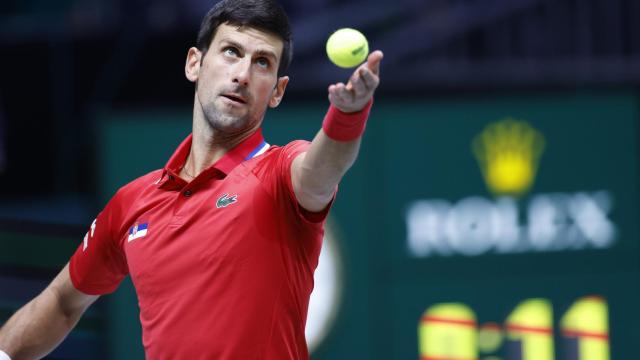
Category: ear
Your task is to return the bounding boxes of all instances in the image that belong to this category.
[185,47,202,83]
[269,76,289,108]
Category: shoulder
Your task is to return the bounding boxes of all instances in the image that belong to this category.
[108,169,164,206]
[246,140,310,181]
[249,140,309,167]
[281,139,311,154]
[262,140,311,160]
[96,169,164,235]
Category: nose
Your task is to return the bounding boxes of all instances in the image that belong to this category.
[231,58,251,87]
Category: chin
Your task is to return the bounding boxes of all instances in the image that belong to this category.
[202,105,247,131]
[210,115,252,134]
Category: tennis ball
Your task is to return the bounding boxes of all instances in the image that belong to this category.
[326,28,369,68]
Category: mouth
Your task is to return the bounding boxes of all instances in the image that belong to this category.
[220,93,247,104]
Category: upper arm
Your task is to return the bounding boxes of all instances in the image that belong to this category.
[68,192,129,295]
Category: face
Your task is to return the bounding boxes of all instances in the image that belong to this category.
[185,23,289,134]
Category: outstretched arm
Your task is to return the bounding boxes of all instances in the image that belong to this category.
[0,263,98,360]
[291,50,383,212]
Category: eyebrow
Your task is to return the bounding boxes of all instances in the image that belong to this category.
[220,39,279,62]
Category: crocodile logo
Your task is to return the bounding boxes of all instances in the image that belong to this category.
[216,193,238,208]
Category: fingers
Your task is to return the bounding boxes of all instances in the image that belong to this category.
[349,50,382,93]
[327,51,383,111]
[328,82,353,104]
[331,68,377,105]
[350,69,367,97]
[358,68,379,92]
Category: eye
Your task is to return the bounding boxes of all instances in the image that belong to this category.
[223,47,239,57]
[256,57,270,68]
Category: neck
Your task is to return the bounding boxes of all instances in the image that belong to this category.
[181,105,260,180]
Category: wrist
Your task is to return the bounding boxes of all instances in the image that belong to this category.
[322,99,373,142]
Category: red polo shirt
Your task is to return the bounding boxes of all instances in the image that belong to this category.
[69,129,330,359]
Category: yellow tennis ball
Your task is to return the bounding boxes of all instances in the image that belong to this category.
[326,28,369,68]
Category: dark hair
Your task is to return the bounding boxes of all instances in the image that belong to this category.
[196,0,293,77]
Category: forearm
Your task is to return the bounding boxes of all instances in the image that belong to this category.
[292,97,373,212]
[293,50,382,212]
[0,264,95,360]
[0,287,82,360]
[298,129,361,199]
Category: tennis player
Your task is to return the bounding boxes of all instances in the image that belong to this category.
[0,0,382,358]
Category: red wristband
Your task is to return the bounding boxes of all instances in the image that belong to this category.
[322,99,373,141]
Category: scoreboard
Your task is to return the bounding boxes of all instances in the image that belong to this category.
[380,92,638,359]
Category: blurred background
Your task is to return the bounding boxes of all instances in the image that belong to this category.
[1,0,639,359]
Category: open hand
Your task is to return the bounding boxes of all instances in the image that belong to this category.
[328,50,383,113]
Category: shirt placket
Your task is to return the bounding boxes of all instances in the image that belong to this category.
[169,167,224,226]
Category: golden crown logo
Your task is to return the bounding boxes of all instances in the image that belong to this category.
[472,119,545,197]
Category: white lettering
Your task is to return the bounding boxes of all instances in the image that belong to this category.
[83,218,97,252]
[407,200,452,256]
[90,218,97,237]
[569,192,615,248]
[493,197,522,253]
[528,194,567,251]
[445,197,496,256]
[405,191,616,257]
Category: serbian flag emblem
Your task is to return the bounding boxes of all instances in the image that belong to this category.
[128,222,149,242]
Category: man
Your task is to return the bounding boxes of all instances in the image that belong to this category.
[0,0,382,358]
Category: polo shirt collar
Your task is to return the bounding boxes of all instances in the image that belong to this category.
[212,129,270,174]
[161,129,269,183]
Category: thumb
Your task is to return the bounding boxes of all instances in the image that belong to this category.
[367,50,384,75]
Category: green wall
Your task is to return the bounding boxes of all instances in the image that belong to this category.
[89,91,640,359]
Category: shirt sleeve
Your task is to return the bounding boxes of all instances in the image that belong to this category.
[69,192,129,295]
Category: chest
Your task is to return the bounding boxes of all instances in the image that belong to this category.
[121,169,284,298]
